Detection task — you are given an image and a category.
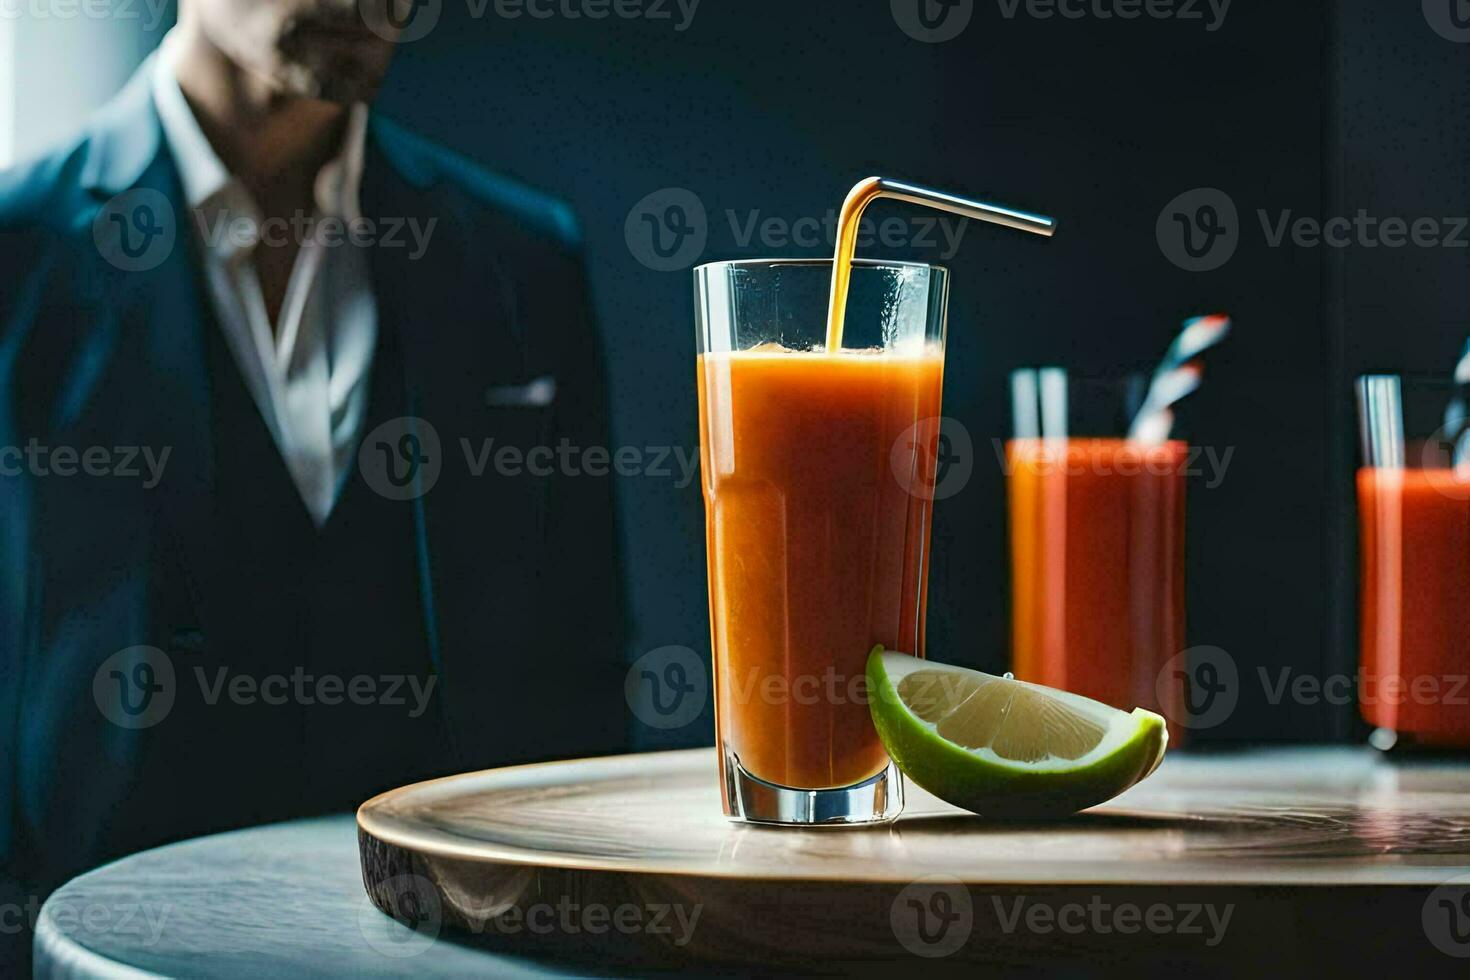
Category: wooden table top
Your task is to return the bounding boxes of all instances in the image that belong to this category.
[357,746,1470,971]
[34,817,575,979]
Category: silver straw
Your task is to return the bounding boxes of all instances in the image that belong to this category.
[1358,375,1405,470]
[825,177,1055,350]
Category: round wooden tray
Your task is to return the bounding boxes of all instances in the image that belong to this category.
[358,747,1470,971]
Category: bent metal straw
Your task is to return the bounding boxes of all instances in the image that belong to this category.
[824,177,1056,352]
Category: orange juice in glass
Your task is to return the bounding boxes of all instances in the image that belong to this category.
[1356,375,1470,748]
[1006,370,1189,743]
[694,259,948,825]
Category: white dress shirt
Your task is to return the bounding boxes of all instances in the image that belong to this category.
[151,34,377,526]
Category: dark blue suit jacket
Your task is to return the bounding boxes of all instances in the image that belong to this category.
[0,61,628,953]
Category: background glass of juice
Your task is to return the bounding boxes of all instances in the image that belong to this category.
[694,258,948,825]
[1007,369,1188,743]
[1356,375,1470,749]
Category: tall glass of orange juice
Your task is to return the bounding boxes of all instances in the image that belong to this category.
[1006,370,1189,743]
[694,258,948,825]
[1356,375,1470,749]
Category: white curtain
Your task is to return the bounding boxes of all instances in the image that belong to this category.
[0,3,170,170]
[0,17,14,168]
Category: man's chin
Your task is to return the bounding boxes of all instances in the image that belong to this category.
[315,72,387,107]
[276,59,388,106]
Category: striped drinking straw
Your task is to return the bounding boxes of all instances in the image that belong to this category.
[1445,336,1470,471]
[1126,314,1232,445]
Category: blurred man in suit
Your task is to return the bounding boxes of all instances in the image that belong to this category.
[0,0,625,965]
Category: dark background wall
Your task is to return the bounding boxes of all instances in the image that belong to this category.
[57,1,1459,747]
[375,0,1364,746]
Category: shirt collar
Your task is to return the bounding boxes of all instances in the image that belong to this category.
[150,30,370,228]
[314,104,368,223]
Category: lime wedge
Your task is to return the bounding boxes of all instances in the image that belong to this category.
[867,647,1167,818]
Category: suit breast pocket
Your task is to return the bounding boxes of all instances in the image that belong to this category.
[483,375,557,411]
[478,375,557,464]
[457,378,559,554]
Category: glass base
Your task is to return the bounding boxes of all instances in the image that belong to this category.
[722,750,904,826]
[1370,727,1470,757]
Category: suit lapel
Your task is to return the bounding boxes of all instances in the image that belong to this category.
[361,144,452,692]
[81,58,217,634]
[129,206,217,627]
[360,131,533,764]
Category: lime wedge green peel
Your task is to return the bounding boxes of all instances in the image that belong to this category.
[867,646,1167,818]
